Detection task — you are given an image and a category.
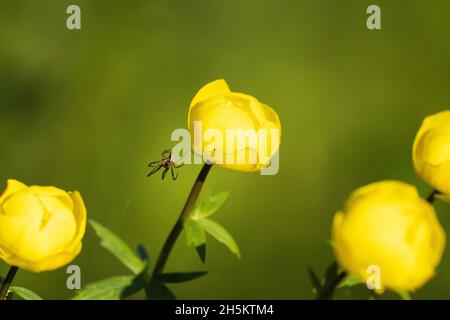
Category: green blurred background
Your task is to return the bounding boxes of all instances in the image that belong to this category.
[1,0,450,299]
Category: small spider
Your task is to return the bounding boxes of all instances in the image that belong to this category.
[147,149,183,180]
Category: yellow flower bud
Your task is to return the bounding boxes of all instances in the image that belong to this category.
[0,179,87,272]
[413,110,450,202]
[188,79,281,172]
[332,181,445,292]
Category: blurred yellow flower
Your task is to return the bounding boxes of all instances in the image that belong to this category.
[188,79,281,172]
[332,181,445,292]
[0,179,86,272]
[413,110,450,202]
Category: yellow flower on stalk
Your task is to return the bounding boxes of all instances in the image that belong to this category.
[332,181,445,292]
[188,79,281,172]
[0,179,87,272]
[413,110,450,202]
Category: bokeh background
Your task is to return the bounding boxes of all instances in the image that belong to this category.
[1,0,450,299]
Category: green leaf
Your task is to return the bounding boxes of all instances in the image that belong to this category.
[308,268,322,292]
[398,291,411,300]
[9,287,42,300]
[323,262,338,288]
[193,191,229,219]
[137,244,150,264]
[196,244,207,263]
[158,272,208,283]
[337,274,364,288]
[197,218,240,258]
[89,220,145,274]
[121,274,148,299]
[72,275,134,300]
[183,218,206,247]
[146,280,176,300]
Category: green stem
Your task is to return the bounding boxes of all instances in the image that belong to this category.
[0,266,19,300]
[317,271,347,300]
[152,163,213,277]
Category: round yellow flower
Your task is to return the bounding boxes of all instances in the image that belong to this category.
[188,79,281,172]
[413,110,450,202]
[0,179,87,272]
[332,181,445,292]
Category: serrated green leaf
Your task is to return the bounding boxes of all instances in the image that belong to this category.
[158,272,208,283]
[337,274,364,288]
[193,191,229,219]
[398,291,411,300]
[146,280,176,300]
[183,218,206,247]
[89,220,145,274]
[9,287,42,300]
[197,218,240,258]
[308,268,322,292]
[72,275,134,300]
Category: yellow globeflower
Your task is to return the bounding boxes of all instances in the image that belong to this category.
[188,79,281,172]
[413,110,450,202]
[332,181,445,292]
[0,179,87,272]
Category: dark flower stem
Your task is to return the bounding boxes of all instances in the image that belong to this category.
[369,290,380,300]
[317,271,347,300]
[427,190,439,204]
[152,163,213,277]
[0,266,19,300]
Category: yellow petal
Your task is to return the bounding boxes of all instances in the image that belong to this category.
[187,80,281,172]
[1,243,81,272]
[188,79,230,128]
[66,191,87,252]
[0,180,87,272]
[1,189,43,218]
[437,192,450,203]
[0,186,79,262]
[31,242,81,272]
[31,186,74,211]
[0,179,27,204]
[189,79,230,109]
[332,181,445,292]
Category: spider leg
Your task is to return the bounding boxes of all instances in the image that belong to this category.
[173,161,184,168]
[161,167,169,180]
[148,160,161,167]
[171,163,178,180]
[147,164,163,177]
